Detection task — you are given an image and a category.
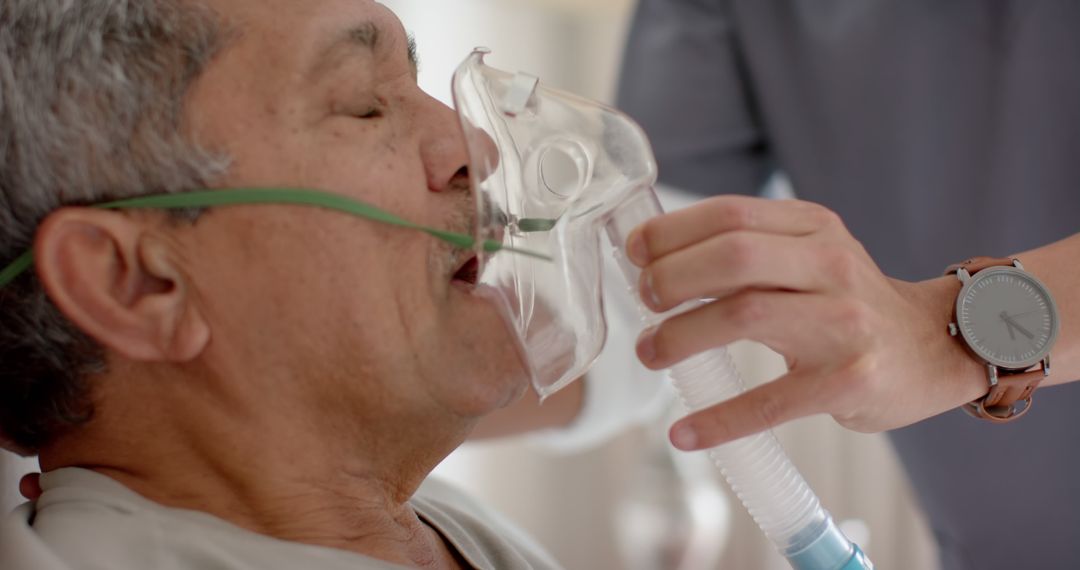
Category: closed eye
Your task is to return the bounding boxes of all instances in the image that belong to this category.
[356,107,382,119]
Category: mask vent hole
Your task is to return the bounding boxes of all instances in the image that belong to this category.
[539,144,586,199]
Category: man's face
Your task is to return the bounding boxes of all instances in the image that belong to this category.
[180,0,529,432]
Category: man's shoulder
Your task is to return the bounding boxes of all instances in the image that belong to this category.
[1,468,404,570]
[1,502,77,570]
[2,469,562,570]
[0,470,160,570]
[413,477,563,570]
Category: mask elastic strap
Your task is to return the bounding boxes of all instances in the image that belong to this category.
[0,187,551,288]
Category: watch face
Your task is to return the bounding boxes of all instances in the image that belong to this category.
[956,267,1060,369]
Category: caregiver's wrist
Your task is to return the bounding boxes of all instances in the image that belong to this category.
[911,276,989,406]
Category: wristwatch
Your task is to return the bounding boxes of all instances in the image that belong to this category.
[945,257,1060,422]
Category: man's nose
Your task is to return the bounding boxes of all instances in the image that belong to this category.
[418,94,499,194]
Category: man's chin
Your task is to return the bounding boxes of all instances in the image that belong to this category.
[465,284,534,374]
[500,370,532,408]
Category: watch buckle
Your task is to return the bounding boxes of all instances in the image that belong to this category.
[964,397,1033,423]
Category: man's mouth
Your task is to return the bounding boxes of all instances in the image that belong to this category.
[452,255,480,286]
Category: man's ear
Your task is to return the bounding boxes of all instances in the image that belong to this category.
[33,208,210,363]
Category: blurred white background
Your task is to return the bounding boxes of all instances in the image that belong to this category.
[0,2,942,568]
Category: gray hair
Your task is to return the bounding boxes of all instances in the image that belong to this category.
[0,0,228,454]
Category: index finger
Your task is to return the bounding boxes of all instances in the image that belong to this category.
[627,195,835,266]
[668,370,824,451]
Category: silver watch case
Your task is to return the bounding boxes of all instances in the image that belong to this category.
[948,260,1060,371]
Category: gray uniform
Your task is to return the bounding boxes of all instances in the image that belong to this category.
[618,1,1080,569]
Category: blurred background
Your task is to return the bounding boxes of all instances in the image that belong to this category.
[0,1,941,568]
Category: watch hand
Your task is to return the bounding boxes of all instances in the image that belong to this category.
[1002,317,1017,341]
[1001,313,1036,340]
[1008,319,1035,340]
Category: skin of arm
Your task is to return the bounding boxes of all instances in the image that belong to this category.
[624,195,1080,451]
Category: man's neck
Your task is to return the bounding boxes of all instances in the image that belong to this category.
[40,380,472,569]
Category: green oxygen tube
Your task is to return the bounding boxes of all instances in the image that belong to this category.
[0,187,550,289]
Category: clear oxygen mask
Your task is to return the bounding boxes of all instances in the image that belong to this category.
[452,48,659,398]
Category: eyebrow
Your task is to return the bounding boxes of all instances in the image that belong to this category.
[406,34,419,72]
[309,22,419,79]
[347,22,379,48]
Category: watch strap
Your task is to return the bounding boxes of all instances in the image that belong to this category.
[945,256,1046,423]
[945,256,1017,277]
[964,366,1046,423]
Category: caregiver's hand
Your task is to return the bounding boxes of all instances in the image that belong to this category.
[626,196,987,451]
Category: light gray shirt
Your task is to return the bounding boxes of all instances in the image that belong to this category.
[619,1,1080,569]
[0,468,561,570]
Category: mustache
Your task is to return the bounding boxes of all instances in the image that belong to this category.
[436,193,514,279]
[442,188,507,237]
[445,168,509,234]
[435,192,482,275]
[443,193,479,238]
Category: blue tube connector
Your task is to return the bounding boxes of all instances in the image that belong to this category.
[786,517,874,570]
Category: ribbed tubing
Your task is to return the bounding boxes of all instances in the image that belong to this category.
[668,347,826,550]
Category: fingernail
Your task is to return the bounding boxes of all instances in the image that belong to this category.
[671,423,699,451]
[637,327,658,365]
[640,271,662,310]
[627,230,648,266]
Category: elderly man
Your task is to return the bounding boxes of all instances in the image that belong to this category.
[0,1,587,568]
